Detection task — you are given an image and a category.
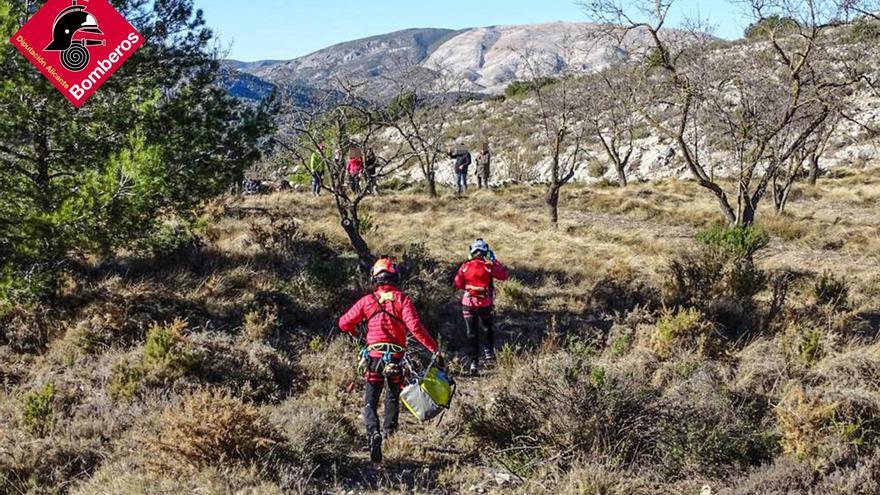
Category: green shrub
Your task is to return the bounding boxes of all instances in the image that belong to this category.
[656,370,778,477]
[499,278,529,311]
[645,47,671,69]
[109,359,146,400]
[667,226,770,337]
[814,271,849,309]
[590,366,606,387]
[744,15,800,39]
[799,328,824,367]
[497,342,522,370]
[609,333,632,357]
[23,382,56,436]
[697,225,769,261]
[463,351,774,477]
[651,308,717,358]
[288,171,311,186]
[664,251,726,307]
[504,77,558,99]
[381,177,411,191]
[0,263,59,305]
[139,219,201,260]
[726,259,768,302]
[144,318,196,379]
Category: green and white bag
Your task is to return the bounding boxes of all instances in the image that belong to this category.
[401,366,455,422]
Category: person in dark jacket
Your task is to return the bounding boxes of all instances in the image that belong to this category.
[365,148,379,195]
[475,143,491,189]
[449,145,472,196]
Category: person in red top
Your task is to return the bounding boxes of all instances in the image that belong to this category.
[454,239,509,375]
[338,258,439,463]
[347,154,364,193]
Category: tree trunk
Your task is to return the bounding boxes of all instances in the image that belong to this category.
[614,160,628,187]
[545,184,560,226]
[773,184,789,215]
[807,153,820,186]
[341,216,374,273]
[739,201,757,226]
[426,171,437,198]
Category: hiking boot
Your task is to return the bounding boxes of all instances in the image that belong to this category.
[483,349,496,362]
[369,432,383,463]
[469,362,479,376]
[382,428,396,440]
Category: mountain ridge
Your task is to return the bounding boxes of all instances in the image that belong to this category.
[221,22,663,101]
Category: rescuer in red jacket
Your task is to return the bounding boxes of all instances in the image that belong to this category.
[338,258,439,463]
[454,239,509,376]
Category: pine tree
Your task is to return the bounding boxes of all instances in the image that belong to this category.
[0,0,275,300]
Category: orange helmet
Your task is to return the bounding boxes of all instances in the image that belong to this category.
[371,258,400,285]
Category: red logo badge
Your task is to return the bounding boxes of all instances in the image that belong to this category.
[10,0,144,108]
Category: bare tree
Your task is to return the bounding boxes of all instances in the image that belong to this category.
[583,65,641,187]
[840,0,880,20]
[836,2,880,136]
[516,43,591,226]
[278,82,409,271]
[381,59,465,198]
[772,110,840,213]
[582,0,853,226]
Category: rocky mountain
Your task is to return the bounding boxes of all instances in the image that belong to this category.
[423,22,637,94]
[221,22,665,102]
[248,28,457,88]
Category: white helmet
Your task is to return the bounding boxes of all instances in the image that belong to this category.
[469,239,489,257]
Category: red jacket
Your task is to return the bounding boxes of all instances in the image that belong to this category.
[338,285,438,355]
[347,156,364,175]
[454,258,509,308]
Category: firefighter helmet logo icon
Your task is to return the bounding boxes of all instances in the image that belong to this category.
[44,0,106,72]
[10,0,144,107]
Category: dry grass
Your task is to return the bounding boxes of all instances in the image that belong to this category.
[2,171,879,494]
[143,389,286,474]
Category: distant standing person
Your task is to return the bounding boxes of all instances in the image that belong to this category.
[365,148,379,195]
[449,145,472,196]
[475,143,491,189]
[308,144,327,197]
[348,152,364,193]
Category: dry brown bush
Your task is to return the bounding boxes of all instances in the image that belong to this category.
[143,389,287,475]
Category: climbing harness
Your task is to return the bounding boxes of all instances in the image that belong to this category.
[357,342,408,378]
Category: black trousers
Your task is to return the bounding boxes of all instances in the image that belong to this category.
[463,305,496,363]
[364,376,402,436]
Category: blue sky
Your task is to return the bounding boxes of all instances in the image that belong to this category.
[202,0,748,62]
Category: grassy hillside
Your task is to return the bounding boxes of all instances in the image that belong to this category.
[2,171,879,494]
